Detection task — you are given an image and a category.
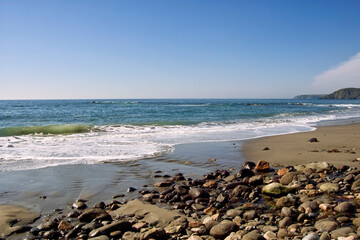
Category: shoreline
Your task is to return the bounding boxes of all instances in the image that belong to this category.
[3,122,360,238]
[242,123,360,168]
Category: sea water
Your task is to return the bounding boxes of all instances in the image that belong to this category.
[1,99,360,172]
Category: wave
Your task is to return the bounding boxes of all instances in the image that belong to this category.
[0,124,92,137]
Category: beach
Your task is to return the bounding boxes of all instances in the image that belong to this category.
[243,123,360,168]
[3,122,360,239]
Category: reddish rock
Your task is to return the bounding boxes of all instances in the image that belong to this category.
[255,160,270,172]
[277,168,289,176]
[154,180,174,187]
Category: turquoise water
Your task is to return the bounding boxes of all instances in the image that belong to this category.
[1,99,360,171]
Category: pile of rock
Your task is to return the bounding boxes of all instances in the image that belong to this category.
[18,160,360,239]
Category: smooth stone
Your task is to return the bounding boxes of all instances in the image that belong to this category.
[330,227,355,239]
[243,210,256,220]
[262,183,293,197]
[319,232,331,240]
[140,227,167,240]
[249,175,263,186]
[334,202,356,213]
[315,219,338,232]
[225,209,242,218]
[280,172,297,185]
[78,208,112,223]
[89,221,132,237]
[302,232,320,240]
[255,160,270,172]
[351,179,360,191]
[242,230,266,240]
[264,231,277,240]
[188,188,210,199]
[209,220,237,239]
[319,183,340,193]
[89,235,110,240]
[279,217,292,228]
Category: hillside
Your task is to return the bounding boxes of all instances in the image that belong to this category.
[293,94,325,100]
[321,88,360,100]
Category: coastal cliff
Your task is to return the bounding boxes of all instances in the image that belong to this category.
[294,88,360,100]
[321,88,360,100]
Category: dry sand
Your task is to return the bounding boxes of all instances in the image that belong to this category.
[242,123,360,168]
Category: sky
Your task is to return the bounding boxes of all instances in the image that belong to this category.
[0,0,360,99]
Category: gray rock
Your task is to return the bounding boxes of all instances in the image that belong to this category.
[279,217,292,228]
[263,231,277,240]
[72,201,87,209]
[89,220,132,237]
[243,210,256,220]
[319,183,339,193]
[334,202,356,213]
[351,179,360,191]
[315,219,338,232]
[209,220,237,239]
[140,227,167,240]
[242,230,265,240]
[189,188,209,199]
[330,227,355,239]
[89,236,110,240]
[280,172,297,185]
[225,209,242,218]
[302,232,319,240]
[319,232,330,240]
[78,208,112,222]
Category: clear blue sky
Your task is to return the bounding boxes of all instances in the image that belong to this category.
[1,0,360,99]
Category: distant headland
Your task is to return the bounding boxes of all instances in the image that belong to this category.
[294,88,360,100]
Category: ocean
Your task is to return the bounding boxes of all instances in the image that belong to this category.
[1,98,360,172]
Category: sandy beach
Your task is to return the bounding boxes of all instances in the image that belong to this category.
[242,123,360,168]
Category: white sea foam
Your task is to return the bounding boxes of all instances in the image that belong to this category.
[1,109,360,172]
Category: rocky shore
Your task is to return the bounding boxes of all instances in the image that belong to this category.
[4,159,360,240]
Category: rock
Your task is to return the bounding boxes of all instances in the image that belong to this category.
[315,219,338,231]
[188,235,204,240]
[189,188,210,199]
[43,230,61,239]
[89,236,110,240]
[319,232,331,240]
[255,160,270,172]
[262,183,293,197]
[302,232,319,240]
[330,227,355,239]
[309,138,319,143]
[351,179,360,191]
[37,221,58,231]
[78,208,112,223]
[281,207,298,219]
[276,196,295,208]
[89,220,132,237]
[295,162,330,171]
[154,180,174,187]
[264,231,277,240]
[279,217,292,228]
[209,220,237,239]
[263,147,270,151]
[225,209,242,218]
[243,161,256,169]
[243,210,256,220]
[319,183,339,193]
[334,202,356,213]
[72,201,87,209]
[277,168,290,176]
[353,217,360,227]
[58,220,72,231]
[242,230,266,240]
[280,172,297,185]
[249,175,263,186]
[232,185,251,197]
[174,185,189,194]
[238,168,255,178]
[140,227,167,240]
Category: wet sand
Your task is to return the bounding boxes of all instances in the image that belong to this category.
[242,123,360,168]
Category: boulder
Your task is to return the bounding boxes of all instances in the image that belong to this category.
[255,160,270,172]
[209,220,237,239]
[262,183,293,197]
